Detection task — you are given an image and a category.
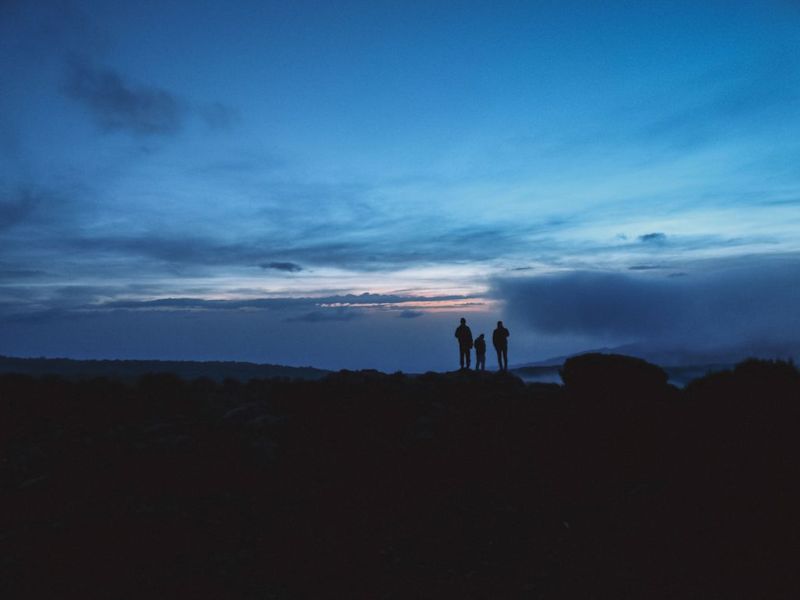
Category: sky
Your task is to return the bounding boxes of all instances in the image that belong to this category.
[1,0,799,372]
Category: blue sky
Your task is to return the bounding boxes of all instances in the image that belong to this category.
[1,0,799,371]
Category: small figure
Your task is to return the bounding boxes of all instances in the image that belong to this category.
[492,320,510,371]
[454,317,473,369]
[474,333,486,371]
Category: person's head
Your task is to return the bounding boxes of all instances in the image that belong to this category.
[478,333,484,338]
[460,317,466,324]
[497,320,503,327]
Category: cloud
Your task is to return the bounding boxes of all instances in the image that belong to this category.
[260,261,303,273]
[0,290,473,333]
[496,271,675,338]
[55,217,534,273]
[0,291,475,324]
[0,185,85,237]
[5,3,236,138]
[493,254,800,359]
[0,296,464,372]
[66,234,258,269]
[94,292,472,313]
[63,61,184,135]
[270,220,540,270]
[638,232,666,243]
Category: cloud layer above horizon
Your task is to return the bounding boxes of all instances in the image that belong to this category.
[1,1,799,369]
[493,255,800,363]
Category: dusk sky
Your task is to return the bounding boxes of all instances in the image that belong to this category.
[1,1,799,372]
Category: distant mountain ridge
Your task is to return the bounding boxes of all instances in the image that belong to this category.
[0,355,330,382]
[514,342,798,369]
[510,361,734,388]
[511,342,798,387]
[510,346,749,387]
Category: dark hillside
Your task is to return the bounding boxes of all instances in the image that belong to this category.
[0,355,330,382]
[2,357,799,598]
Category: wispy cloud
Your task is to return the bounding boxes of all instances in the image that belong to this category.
[63,61,185,135]
[95,292,473,312]
[0,184,90,240]
[0,290,477,325]
[638,232,667,243]
[51,217,536,273]
[260,261,303,273]
[0,290,476,325]
[11,1,239,138]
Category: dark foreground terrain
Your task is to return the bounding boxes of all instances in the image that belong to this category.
[2,354,800,598]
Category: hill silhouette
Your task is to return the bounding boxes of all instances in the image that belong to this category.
[2,355,799,598]
[0,355,330,382]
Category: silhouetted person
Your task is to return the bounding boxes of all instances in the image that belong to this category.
[454,317,473,369]
[474,333,486,371]
[492,321,510,371]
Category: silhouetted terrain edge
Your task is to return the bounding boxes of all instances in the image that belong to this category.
[2,355,799,598]
[0,355,330,382]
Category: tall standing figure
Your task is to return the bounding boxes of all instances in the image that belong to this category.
[492,320,510,371]
[454,317,473,370]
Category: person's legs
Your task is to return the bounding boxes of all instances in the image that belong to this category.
[496,349,503,370]
[465,348,471,368]
[501,348,508,371]
[459,347,466,369]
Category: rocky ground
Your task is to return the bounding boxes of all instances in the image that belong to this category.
[2,355,799,598]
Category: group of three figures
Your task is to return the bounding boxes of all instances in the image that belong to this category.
[454,318,510,371]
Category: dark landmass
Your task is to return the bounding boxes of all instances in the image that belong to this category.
[516,342,798,380]
[0,354,730,388]
[0,355,330,382]
[3,354,800,598]
[511,363,734,387]
[510,364,564,384]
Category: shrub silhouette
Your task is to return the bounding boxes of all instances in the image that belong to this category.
[561,352,670,400]
[686,357,799,405]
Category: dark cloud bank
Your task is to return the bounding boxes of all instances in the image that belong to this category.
[494,256,800,363]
